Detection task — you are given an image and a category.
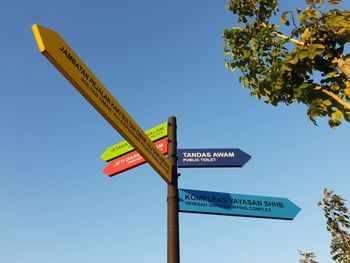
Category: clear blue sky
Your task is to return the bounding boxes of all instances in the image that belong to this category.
[1,1,349,262]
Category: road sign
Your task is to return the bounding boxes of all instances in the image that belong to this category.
[32,24,171,183]
[177,148,251,168]
[103,138,168,177]
[101,122,168,162]
[179,189,301,220]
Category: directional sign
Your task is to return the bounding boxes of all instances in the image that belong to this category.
[177,148,251,168]
[179,189,301,220]
[32,24,171,183]
[103,138,168,177]
[101,122,168,162]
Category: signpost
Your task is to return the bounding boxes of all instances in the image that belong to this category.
[101,122,168,162]
[179,189,301,220]
[33,24,300,263]
[178,148,251,168]
[103,138,168,177]
[32,24,171,183]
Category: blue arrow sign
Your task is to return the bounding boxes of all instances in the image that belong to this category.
[177,148,251,168]
[179,189,301,220]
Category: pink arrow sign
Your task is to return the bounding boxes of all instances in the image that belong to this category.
[103,138,168,177]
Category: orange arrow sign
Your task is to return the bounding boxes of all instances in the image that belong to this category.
[103,138,168,177]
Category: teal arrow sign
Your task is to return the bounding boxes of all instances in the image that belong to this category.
[179,189,301,220]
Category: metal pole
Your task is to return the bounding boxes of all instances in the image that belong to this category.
[167,116,180,263]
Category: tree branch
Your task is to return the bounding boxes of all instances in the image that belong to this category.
[267,27,350,81]
[333,58,350,79]
[321,89,350,111]
[261,23,305,45]
[272,31,304,45]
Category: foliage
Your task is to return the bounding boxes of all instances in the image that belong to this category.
[223,0,350,128]
[298,250,319,263]
[298,189,350,262]
[318,189,350,262]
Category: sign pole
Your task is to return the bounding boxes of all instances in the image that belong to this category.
[167,116,180,263]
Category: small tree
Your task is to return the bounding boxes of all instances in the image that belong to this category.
[298,250,319,263]
[223,0,350,127]
[298,190,350,262]
[318,189,350,262]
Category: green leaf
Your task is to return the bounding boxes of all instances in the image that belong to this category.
[327,71,339,77]
[225,60,236,72]
[329,118,342,128]
[294,87,303,97]
[280,16,290,26]
[329,1,341,6]
[344,88,350,98]
[331,84,340,91]
[308,44,325,59]
[311,44,325,53]
[288,56,299,64]
[332,109,344,120]
[299,83,309,89]
[281,63,292,72]
[299,14,307,24]
[312,44,325,50]
[301,28,311,40]
[323,100,332,106]
[298,48,309,59]
[243,50,250,58]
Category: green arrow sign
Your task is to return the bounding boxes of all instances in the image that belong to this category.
[101,122,168,161]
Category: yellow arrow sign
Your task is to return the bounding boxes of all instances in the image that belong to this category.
[32,24,171,183]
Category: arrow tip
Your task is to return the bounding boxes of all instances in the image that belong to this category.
[32,24,46,53]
